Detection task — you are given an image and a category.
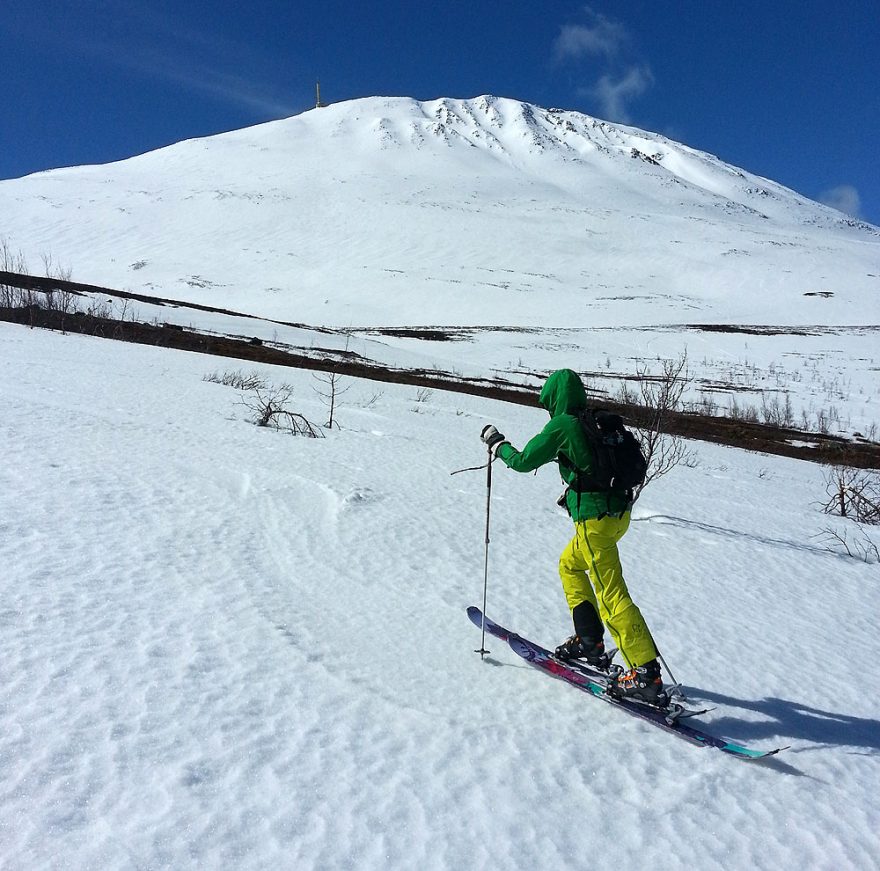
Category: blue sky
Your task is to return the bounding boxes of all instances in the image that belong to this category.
[2,0,878,224]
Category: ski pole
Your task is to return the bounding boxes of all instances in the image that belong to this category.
[656,651,685,700]
[449,453,495,658]
[475,449,493,658]
[643,623,686,700]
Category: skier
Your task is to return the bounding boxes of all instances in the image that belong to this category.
[480,368,664,704]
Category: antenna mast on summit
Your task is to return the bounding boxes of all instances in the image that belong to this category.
[315,81,325,108]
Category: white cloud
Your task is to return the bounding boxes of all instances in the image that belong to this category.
[146,58,295,118]
[553,9,653,123]
[819,185,863,218]
[27,4,296,119]
[89,38,294,117]
[553,9,626,61]
[588,66,654,123]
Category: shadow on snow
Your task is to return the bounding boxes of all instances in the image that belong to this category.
[688,686,880,757]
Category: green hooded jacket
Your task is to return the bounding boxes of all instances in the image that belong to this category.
[496,368,631,521]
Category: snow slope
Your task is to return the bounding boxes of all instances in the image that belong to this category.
[4,95,879,439]
[2,322,880,870]
[2,96,878,329]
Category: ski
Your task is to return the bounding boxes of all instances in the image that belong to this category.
[467,607,787,760]
[467,605,616,683]
[466,605,513,643]
[467,606,699,719]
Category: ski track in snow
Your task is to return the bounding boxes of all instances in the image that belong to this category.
[2,325,880,870]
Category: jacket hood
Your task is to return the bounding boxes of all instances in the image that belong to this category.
[538,369,588,418]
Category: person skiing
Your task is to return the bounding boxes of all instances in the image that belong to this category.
[480,368,664,704]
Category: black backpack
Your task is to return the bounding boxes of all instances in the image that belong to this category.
[572,409,647,494]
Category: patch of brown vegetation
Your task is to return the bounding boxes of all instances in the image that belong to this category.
[2,271,878,470]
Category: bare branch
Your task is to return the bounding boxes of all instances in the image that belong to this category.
[312,370,350,429]
[820,465,880,525]
[624,352,696,498]
[813,525,880,563]
[237,384,324,437]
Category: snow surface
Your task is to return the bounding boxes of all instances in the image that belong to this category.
[2,96,878,330]
[75,290,880,442]
[3,323,880,870]
[3,96,879,440]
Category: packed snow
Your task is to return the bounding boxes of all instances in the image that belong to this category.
[2,323,880,870]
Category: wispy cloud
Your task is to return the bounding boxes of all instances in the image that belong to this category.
[819,184,863,218]
[21,2,297,119]
[89,39,294,118]
[134,54,295,118]
[553,7,653,123]
[553,9,627,62]
[587,66,654,124]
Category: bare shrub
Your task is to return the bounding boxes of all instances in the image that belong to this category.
[410,387,434,414]
[1,238,28,275]
[105,298,138,339]
[760,392,795,428]
[820,465,880,524]
[238,384,323,437]
[1,239,32,310]
[728,396,759,423]
[86,298,113,319]
[359,390,384,410]
[40,252,72,283]
[693,393,718,416]
[44,284,78,332]
[312,370,350,429]
[627,352,697,498]
[614,381,638,406]
[800,409,811,430]
[204,369,268,391]
[813,525,880,564]
[1,243,77,329]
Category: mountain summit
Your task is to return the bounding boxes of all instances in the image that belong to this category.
[2,95,877,327]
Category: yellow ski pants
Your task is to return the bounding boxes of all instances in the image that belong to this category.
[558,511,658,668]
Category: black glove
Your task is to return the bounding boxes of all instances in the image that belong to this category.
[480,424,509,456]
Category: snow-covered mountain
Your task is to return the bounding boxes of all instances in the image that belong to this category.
[2,95,878,328]
[4,99,880,868]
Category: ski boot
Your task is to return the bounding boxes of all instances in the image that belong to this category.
[608,660,667,707]
[554,635,613,670]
